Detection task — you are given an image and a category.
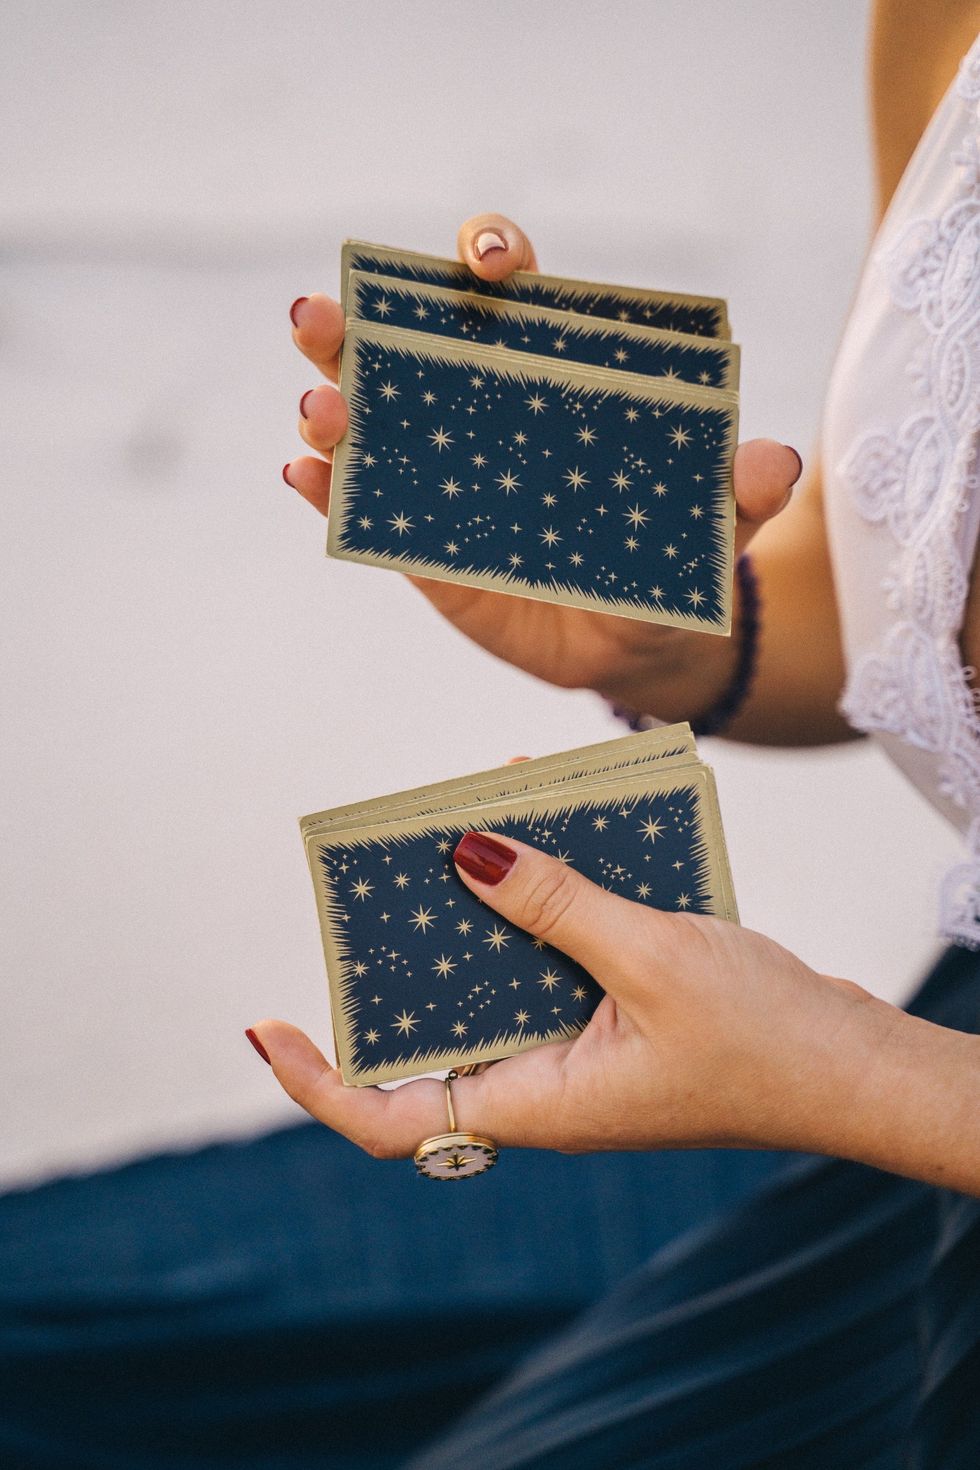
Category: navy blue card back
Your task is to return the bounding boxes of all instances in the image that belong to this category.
[329,323,737,632]
[342,241,730,339]
[348,271,738,391]
[310,770,730,1084]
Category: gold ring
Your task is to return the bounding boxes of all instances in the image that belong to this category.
[413,1069,499,1180]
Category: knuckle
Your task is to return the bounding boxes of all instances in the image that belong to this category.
[518,864,577,943]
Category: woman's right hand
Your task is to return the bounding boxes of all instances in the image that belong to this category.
[285,212,802,721]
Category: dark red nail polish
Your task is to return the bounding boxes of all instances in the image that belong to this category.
[784,445,803,485]
[289,296,309,328]
[454,832,517,885]
[299,389,314,419]
[245,1028,271,1065]
[282,462,294,486]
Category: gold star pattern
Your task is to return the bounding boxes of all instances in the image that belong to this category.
[484,924,510,954]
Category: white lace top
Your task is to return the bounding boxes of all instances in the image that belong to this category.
[822,31,980,947]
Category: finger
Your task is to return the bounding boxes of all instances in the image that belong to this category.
[451,832,662,997]
[246,1018,450,1158]
[283,455,332,516]
[456,213,539,282]
[246,1019,568,1156]
[297,383,348,456]
[289,293,346,383]
[732,438,803,558]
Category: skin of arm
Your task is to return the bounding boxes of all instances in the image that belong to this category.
[250,833,980,1198]
[254,3,980,1192]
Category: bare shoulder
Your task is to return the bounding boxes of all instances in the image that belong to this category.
[870,0,980,224]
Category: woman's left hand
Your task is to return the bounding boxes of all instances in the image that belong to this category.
[248,833,901,1162]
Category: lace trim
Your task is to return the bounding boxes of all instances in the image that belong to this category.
[838,36,980,946]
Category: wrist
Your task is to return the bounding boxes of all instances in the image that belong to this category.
[604,552,758,733]
[782,986,980,1193]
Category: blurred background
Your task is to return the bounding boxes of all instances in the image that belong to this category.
[0,0,963,1191]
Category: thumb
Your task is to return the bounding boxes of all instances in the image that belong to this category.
[457,213,539,282]
[732,438,804,558]
[452,830,658,996]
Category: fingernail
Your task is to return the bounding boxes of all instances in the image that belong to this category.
[282,462,295,487]
[245,1028,271,1065]
[289,296,310,328]
[473,230,507,260]
[454,832,517,885]
[299,389,315,419]
[784,445,803,485]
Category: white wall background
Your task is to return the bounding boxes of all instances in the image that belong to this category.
[0,0,963,1188]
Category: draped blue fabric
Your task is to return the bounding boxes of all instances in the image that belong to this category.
[0,1113,783,1467]
[1,945,977,1467]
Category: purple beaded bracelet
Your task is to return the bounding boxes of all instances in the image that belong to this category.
[607,550,761,738]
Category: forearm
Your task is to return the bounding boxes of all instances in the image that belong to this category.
[799,988,980,1196]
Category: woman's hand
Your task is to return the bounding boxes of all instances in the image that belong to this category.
[247,832,908,1166]
[286,212,803,721]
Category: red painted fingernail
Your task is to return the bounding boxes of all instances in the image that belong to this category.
[454,832,517,885]
[282,462,294,487]
[299,389,315,419]
[289,296,309,328]
[784,445,803,485]
[245,1028,271,1065]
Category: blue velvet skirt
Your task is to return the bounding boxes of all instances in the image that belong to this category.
[0,945,977,1468]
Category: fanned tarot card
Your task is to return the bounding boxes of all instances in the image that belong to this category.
[327,321,737,633]
[346,271,740,391]
[341,240,731,338]
[301,727,738,1085]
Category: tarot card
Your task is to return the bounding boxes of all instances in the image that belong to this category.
[327,322,737,633]
[341,240,730,339]
[305,762,736,1084]
[299,721,696,838]
[346,272,740,392]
